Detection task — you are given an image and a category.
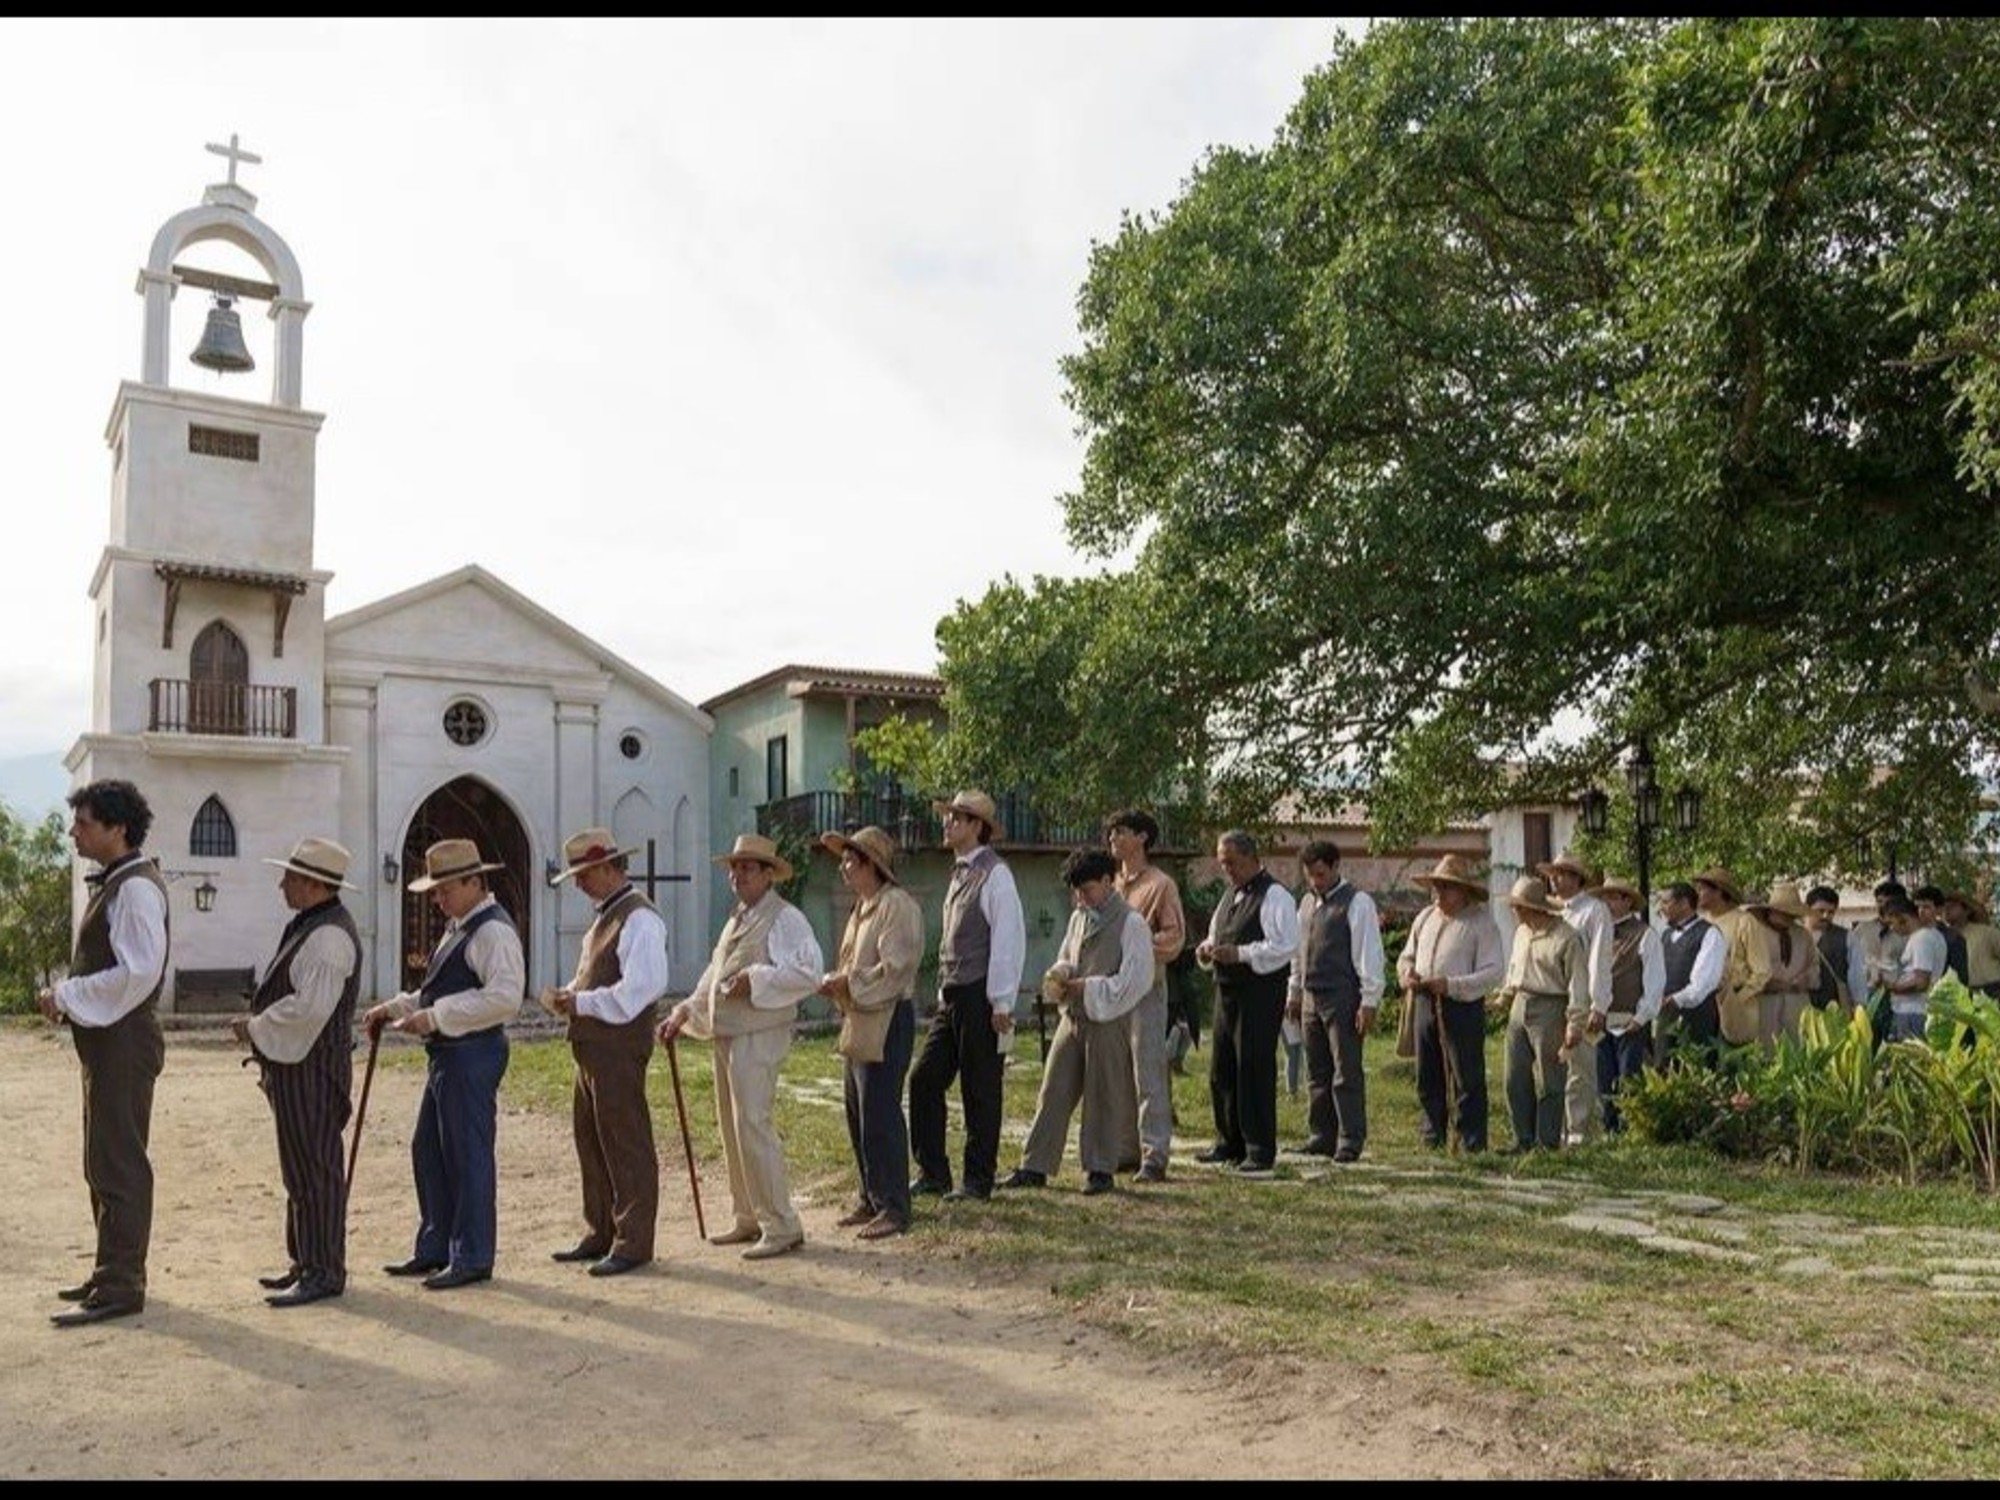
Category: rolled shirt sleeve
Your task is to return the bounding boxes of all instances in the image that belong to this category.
[1242,882,1301,975]
[1564,895,1615,1014]
[429,905,525,1036]
[246,923,359,1064]
[1349,889,1385,1009]
[572,903,670,1024]
[1670,926,1727,1010]
[54,875,168,1029]
[980,860,1026,1012]
[1080,910,1156,1024]
[744,903,825,1010]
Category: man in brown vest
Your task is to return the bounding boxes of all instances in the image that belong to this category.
[544,827,669,1277]
[233,836,363,1307]
[658,833,822,1260]
[38,778,169,1327]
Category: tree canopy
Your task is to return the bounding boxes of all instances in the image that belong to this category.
[0,800,70,1011]
[935,17,2000,882]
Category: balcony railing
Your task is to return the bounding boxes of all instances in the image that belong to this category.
[148,678,297,738]
[758,790,1110,851]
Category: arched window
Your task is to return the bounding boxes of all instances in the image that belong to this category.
[190,795,237,858]
[189,620,249,734]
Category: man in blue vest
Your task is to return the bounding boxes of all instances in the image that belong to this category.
[363,838,524,1290]
[1284,840,1385,1162]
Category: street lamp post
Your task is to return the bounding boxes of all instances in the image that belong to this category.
[1577,732,1702,908]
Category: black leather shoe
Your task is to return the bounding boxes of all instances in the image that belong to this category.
[910,1177,951,1198]
[1333,1148,1361,1164]
[550,1243,609,1264]
[1082,1172,1115,1196]
[587,1254,648,1278]
[266,1278,343,1308]
[1193,1146,1244,1165]
[56,1281,97,1303]
[1294,1140,1338,1158]
[999,1168,1047,1190]
[421,1265,493,1291]
[384,1256,449,1277]
[51,1296,143,1328]
[941,1186,991,1203]
[1133,1164,1168,1184]
[1235,1158,1277,1176]
[258,1268,301,1291]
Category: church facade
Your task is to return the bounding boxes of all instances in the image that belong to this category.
[65,147,711,1010]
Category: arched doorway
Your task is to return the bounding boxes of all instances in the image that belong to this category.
[396,776,532,992]
[189,619,249,734]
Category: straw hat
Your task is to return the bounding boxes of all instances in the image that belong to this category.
[548,827,639,884]
[407,837,506,892]
[1950,891,1991,924]
[1537,850,1597,885]
[262,835,356,890]
[1750,880,1811,921]
[1504,875,1565,916]
[1591,875,1644,907]
[1690,866,1743,905]
[819,825,900,884]
[1410,853,1488,898]
[933,788,1003,839]
[712,832,794,883]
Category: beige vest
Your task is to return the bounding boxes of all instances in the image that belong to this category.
[695,897,798,1039]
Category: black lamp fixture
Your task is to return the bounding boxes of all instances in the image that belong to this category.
[382,853,400,886]
[159,865,222,912]
[1673,783,1703,836]
[1036,907,1056,939]
[544,856,564,886]
[1577,731,1700,907]
[1578,786,1611,837]
[193,878,218,914]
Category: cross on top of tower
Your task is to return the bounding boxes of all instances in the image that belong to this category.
[205,133,262,188]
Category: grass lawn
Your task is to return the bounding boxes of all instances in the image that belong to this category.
[476,1022,2000,1479]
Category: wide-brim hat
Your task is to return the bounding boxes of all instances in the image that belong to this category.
[933,788,1003,840]
[550,826,639,884]
[1749,880,1811,921]
[1590,875,1644,906]
[1690,866,1743,905]
[1951,891,1991,924]
[262,835,356,890]
[407,837,506,892]
[1504,875,1565,916]
[1410,854,1487,898]
[1537,850,1596,884]
[713,832,794,883]
[819,825,900,884]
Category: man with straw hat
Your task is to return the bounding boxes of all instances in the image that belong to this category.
[1691,866,1771,1048]
[1748,881,1817,1048]
[1536,850,1613,1147]
[231,836,362,1307]
[910,790,1025,1204]
[1493,876,1590,1154]
[816,825,924,1240]
[1590,875,1663,1134]
[658,833,822,1260]
[1943,891,2000,1000]
[363,838,524,1291]
[1397,854,1504,1153]
[542,828,668,1278]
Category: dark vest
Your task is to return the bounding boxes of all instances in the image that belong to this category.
[569,885,662,1044]
[1609,913,1647,1016]
[1301,881,1360,1010]
[1072,890,1133,982]
[73,853,170,1008]
[1811,923,1849,1006]
[1661,916,1714,1003]
[1214,869,1289,1005]
[252,898,361,1078]
[939,846,1003,989]
[419,902,513,1036]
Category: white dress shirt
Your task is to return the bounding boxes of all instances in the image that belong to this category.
[1562,891,1615,1015]
[1663,922,1726,1011]
[1207,876,1301,975]
[53,860,168,1029]
[572,890,671,1024]
[965,855,1026,1013]
[1606,922,1667,1033]
[1071,905,1157,1025]
[1287,881,1386,1009]
[246,921,359,1064]
[380,895,525,1036]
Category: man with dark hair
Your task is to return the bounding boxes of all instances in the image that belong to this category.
[1803,886,1850,1011]
[38,778,168,1327]
[1656,881,1725,1067]
[1002,848,1154,1195]
[1912,884,1970,987]
[1882,895,1946,1040]
[1849,879,1908,1009]
[1105,807,1184,1183]
[1284,839,1384,1162]
[1194,831,1299,1175]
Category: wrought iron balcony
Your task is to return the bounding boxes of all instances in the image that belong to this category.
[757,790,1111,851]
[147,678,297,738]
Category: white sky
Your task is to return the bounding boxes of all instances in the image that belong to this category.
[0,18,1359,760]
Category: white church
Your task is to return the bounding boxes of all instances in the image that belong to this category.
[66,142,712,1010]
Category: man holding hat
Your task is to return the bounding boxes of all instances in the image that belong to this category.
[816,825,925,1240]
[1691,867,1771,1047]
[231,837,362,1307]
[1494,876,1590,1153]
[1397,854,1504,1152]
[658,833,822,1260]
[363,838,525,1290]
[1537,851,1613,1146]
[1592,877,1663,1133]
[909,790,1025,1203]
[543,828,669,1277]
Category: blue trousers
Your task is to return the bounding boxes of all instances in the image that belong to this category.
[411,1028,509,1272]
[1595,1025,1653,1134]
[846,1000,916,1221]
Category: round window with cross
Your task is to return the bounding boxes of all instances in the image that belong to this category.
[442,699,489,747]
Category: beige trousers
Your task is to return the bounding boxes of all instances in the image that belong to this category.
[712,1026,803,1242]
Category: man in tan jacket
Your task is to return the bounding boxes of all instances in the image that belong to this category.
[1694,867,1772,1047]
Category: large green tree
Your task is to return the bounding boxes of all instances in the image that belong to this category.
[0,800,71,1012]
[939,17,2000,882]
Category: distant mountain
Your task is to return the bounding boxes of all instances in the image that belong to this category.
[0,752,68,823]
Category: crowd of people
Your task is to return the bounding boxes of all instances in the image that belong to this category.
[37,774,1989,1330]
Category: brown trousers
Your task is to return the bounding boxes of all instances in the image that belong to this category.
[569,1012,660,1261]
[71,1003,166,1299]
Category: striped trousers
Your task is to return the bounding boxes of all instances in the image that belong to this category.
[261,1053,354,1285]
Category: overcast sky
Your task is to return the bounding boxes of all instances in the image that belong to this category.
[0,18,1360,760]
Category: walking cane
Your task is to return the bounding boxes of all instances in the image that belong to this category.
[664,1035,707,1240]
[1428,983,1465,1155]
[347,1019,382,1192]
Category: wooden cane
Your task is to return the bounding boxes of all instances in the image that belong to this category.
[665,1035,706,1239]
[347,1021,382,1192]
[1429,984,1465,1154]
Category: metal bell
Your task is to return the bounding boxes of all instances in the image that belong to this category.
[190,291,254,374]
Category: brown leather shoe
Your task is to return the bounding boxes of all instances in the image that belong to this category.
[835,1202,877,1228]
[855,1213,908,1241]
